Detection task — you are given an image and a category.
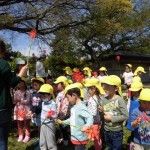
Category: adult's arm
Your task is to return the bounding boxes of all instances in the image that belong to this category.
[0,59,28,87]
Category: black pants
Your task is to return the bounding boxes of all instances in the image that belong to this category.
[59,124,70,141]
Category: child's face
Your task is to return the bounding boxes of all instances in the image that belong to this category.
[32,82,41,91]
[99,71,105,76]
[88,86,95,96]
[138,71,143,76]
[125,66,130,73]
[102,83,118,98]
[18,81,25,89]
[140,101,150,111]
[131,91,140,97]
[83,70,88,75]
[57,83,65,91]
[40,93,50,102]
[66,93,76,105]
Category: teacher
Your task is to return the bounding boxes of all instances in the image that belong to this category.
[0,39,28,150]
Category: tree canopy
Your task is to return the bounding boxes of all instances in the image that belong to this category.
[0,0,150,72]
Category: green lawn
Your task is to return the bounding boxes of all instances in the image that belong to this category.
[8,122,131,150]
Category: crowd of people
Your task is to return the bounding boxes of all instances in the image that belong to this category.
[0,39,150,150]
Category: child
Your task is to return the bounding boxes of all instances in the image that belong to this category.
[63,66,73,80]
[131,88,150,150]
[13,77,31,143]
[100,75,129,150]
[85,78,105,150]
[121,64,133,89]
[126,82,143,134]
[83,67,92,78]
[54,76,70,145]
[132,66,146,83]
[98,67,108,82]
[29,78,45,127]
[56,84,93,150]
[38,84,57,150]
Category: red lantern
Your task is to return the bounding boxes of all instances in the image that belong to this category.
[29,29,37,39]
[116,55,120,61]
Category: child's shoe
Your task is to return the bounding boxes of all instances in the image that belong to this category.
[18,135,24,142]
[23,136,30,143]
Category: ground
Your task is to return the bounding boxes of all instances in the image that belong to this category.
[8,122,131,150]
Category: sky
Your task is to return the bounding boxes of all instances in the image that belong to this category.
[0,31,50,57]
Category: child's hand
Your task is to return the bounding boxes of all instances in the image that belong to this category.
[31,113,37,118]
[80,126,90,132]
[104,113,112,121]
[131,115,141,128]
[135,116,141,125]
[98,105,103,113]
[55,119,63,124]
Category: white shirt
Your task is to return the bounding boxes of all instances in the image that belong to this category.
[123,72,134,84]
[36,61,46,78]
[98,75,107,82]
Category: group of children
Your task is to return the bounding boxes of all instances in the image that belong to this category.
[11,64,150,150]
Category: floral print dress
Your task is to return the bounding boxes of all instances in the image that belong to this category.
[13,90,31,120]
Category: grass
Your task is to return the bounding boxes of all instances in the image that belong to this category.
[8,121,131,150]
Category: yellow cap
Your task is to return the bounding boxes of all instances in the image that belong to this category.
[84,78,105,95]
[38,84,53,94]
[64,83,84,98]
[101,75,122,96]
[83,67,92,77]
[31,77,45,84]
[63,67,73,75]
[129,82,143,91]
[139,88,150,101]
[38,84,55,100]
[73,68,78,72]
[21,77,26,83]
[99,67,107,71]
[134,66,146,75]
[74,83,84,98]
[54,76,69,87]
[126,64,132,68]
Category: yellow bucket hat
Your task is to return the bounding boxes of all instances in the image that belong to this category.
[38,84,55,99]
[99,67,107,71]
[64,83,84,98]
[83,67,92,77]
[101,75,122,96]
[31,77,45,84]
[134,66,146,75]
[54,76,69,87]
[84,78,105,95]
[129,82,143,91]
[63,67,73,75]
[139,88,150,101]
[126,64,132,68]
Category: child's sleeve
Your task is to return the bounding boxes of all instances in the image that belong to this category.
[80,108,94,127]
[13,91,18,104]
[63,118,70,124]
[87,98,97,116]
[131,109,138,124]
[111,99,129,123]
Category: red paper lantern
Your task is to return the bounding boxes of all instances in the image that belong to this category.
[29,29,37,39]
[116,55,120,61]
